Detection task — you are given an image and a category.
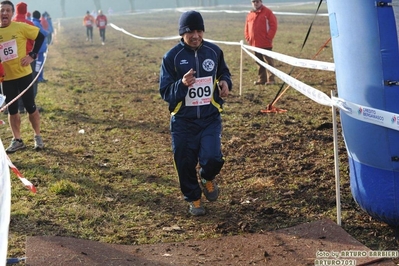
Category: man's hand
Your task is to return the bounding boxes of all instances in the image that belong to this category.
[182,68,196,87]
[218,80,229,97]
[21,55,35,67]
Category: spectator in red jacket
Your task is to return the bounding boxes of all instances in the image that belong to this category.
[244,0,278,85]
[95,9,107,45]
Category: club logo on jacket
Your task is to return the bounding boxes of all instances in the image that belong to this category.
[202,59,215,72]
[180,59,189,65]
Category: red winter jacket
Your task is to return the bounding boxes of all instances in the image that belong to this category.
[244,5,277,49]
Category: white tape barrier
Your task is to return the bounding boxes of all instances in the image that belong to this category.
[173,3,328,16]
[274,11,328,17]
[332,96,399,132]
[0,140,11,265]
[110,23,333,70]
[110,23,333,71]
[203,38,241,46]
[241,45,333,106]
[103,4,328,16]
[177,8,249,14]
[246,45,399,132]
[110,23,180,41]
[110,23,399,132]
[242,44,335,71]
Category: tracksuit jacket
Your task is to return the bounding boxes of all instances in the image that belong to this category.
[159,39,232,119]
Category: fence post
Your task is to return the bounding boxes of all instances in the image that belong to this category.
[331,90,341,226]
[239,40,243,96]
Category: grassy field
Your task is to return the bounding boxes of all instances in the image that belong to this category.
[3,3,399,262]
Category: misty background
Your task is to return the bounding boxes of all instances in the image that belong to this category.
[15,0,310,19]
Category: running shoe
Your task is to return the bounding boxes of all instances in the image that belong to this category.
[6,139,26,153]
[34,135,44,150]
[188,199,205,216]
[201,178,220,202]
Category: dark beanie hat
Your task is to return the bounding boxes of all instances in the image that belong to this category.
[16,2,27,15]
[32,10,40,19]
[178,11,204,35]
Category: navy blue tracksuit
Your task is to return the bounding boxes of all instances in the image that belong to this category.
[160,39,232,202]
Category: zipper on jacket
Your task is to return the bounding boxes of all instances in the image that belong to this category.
[195,50,201,119]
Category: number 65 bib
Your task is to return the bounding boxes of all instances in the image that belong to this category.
[185,76,214,106]
[0,39,18,62]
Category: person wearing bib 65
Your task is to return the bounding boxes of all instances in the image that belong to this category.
[159,11,232,216]
[0,0,46,153]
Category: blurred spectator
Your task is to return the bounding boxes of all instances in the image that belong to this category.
[40,10,48,31]
[83,10,95,42]
[95,10,107,45]
[32,10,49,83]
[42,11,54,45]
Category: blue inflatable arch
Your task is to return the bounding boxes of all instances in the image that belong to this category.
[327,0,399,225]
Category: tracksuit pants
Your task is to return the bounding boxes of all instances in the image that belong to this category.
[170,114,225,202]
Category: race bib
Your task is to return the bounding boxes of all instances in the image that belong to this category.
[0,39,18,62]
[99,21,106,27]
[185,76,214,106]
[86,20,92,26]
